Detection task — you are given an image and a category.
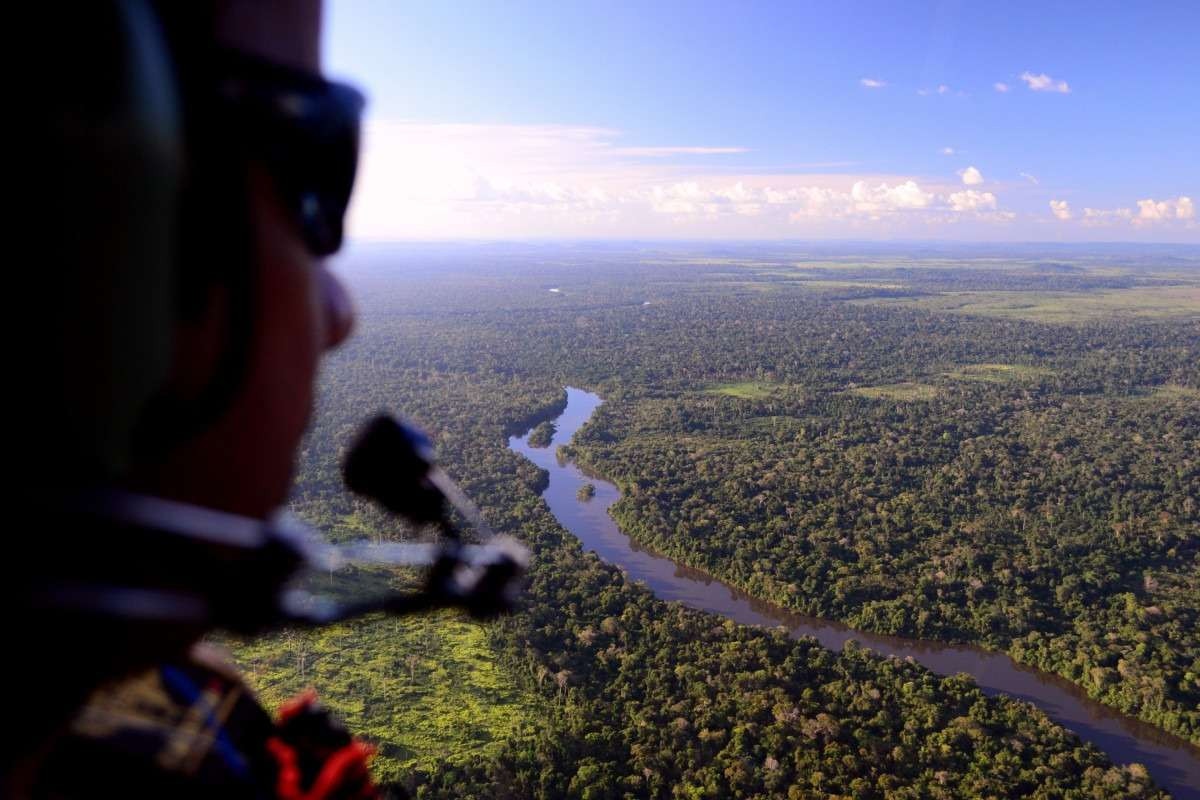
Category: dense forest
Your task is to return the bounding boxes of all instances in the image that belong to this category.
[232,242,1198,797]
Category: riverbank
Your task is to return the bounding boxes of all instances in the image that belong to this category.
[509,386,1200,799]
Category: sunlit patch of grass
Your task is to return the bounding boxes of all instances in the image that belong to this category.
[229,610,540,783]
[856,286,1200,323]
[746,415,806,435]
[946,363,1054,383]
[790,259,959,272]
[716,280,782,292]
[849,382,939,401]
[796,279,908,290]
[704,381,782,399]
[742,268,907,288]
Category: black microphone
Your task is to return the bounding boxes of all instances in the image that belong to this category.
[342,415,447,528]
[29,415,527,635]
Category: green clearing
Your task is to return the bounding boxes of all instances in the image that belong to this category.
[230,611,540,783]
[946,363,1054,383]
[857,286,1200,323]
[849,382,940,401]
[794,279,908,290]
[704,381,782,399]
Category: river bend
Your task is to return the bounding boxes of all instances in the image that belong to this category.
[508,387,1200,799]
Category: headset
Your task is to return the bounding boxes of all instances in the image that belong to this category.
[37,414,528,636]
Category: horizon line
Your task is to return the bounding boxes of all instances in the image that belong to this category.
[343,237,1200,249]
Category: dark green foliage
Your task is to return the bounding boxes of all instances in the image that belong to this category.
[568,354,1199,744]
[527,421,557,448]
[252,243,1198,797]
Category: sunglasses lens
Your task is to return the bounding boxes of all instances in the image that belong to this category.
[219,54,365,256]
[278,87,363,255]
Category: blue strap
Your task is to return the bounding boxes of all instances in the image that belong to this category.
[159,664,253,779]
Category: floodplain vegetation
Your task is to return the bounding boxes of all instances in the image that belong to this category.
[231,242,1198,798]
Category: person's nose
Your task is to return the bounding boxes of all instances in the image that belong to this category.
[319,265,355,349]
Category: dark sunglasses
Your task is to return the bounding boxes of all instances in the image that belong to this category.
[215,50,366,256]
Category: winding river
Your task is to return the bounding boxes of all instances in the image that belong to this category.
[509,387,1200,799]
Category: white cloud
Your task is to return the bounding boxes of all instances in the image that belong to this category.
[648,178,1006,223]
[346,121,1033,238]
[648,181,764,217]
[949,190,998,212]
[1020,172,1040,185]
[614,146,748,157]
[937,84,950,95]
[940,147,956,156]
[1049,199,1072,220]
[860,78,887,88]
[959,166,984,186]
[759,179,1008,221]
[851,180,934,212]
[768,186,842,216]
[1136,196,1195,222]
[1136,199,1171,221]
[994,82,1010,93]
[1020,72,1070,93]
[1079,197,1194,228]
[1081,207,1133,227]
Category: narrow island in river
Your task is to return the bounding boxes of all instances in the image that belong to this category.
[525,420,555,448]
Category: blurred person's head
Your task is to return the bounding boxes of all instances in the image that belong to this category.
[11,0,361,768]
[35,0,357,519]
[139,0,357,518]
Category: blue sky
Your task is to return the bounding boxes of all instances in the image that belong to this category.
[326,1,1198,241]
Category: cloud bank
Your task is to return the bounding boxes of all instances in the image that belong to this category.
[346,122,1190,240]
[347,123,1016,239]
[1062,196,1195,228]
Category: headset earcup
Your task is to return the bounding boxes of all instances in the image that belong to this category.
[132,1,262,455]
[32,0,182,488]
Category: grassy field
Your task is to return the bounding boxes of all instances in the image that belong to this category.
[705,381,782,399]
[230,611,540,783]
[849,382,940,401]
[945,363,1055,383]
[796,279,908,290]
[751,271,909,290]
[858,286,1200,323]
